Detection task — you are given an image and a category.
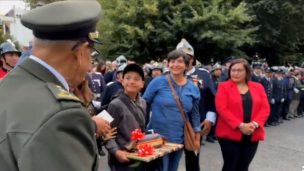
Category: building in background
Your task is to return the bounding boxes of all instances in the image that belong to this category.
[0,4,32,49]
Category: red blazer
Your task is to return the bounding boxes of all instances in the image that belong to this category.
[215,80,270,142]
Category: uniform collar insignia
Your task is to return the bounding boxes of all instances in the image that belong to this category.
[47,83,81,102]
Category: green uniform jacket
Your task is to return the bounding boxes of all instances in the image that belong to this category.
[0,58,99,171]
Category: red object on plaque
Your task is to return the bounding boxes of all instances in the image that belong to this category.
[137,144,155,157]
[131,129,145,141]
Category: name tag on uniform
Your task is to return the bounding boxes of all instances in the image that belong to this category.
[97,110,114,123]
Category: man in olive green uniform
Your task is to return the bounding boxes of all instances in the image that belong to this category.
[0,1,110,171]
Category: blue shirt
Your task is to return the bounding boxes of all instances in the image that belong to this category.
[143,75,201,144]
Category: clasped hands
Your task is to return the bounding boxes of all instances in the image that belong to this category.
[239,122,258,135]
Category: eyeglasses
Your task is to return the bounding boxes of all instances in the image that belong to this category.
[231,69,245,73]
[71,40,101,56]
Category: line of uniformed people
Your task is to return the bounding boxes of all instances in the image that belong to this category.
[252,66,304,126]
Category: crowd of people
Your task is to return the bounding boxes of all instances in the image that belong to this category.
[0,1,304,171]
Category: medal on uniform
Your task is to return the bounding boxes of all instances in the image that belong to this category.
[191,75,198,86]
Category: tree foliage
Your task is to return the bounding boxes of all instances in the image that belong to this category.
[25,0,304,64]
[0,31,11,45]
[98,0,257,63]
[244,0,304,64]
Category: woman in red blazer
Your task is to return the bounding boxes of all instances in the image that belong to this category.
[215,58,270,171]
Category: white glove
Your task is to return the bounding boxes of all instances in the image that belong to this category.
[293,88,299,94]
[270,98,275,104]
[281,98,285,103]
[92,100,101,110]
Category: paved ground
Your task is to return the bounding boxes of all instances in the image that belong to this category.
[99,116,304,171]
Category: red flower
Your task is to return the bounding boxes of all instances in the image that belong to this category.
[131,129,145,141]
[137,144,155,156]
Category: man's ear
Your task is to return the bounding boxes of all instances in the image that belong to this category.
[74,42,89,64]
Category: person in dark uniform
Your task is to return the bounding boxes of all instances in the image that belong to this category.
[288,72,303,119]
[211,63,222,89]
[220,56,234,82]
[142,64,163,94]
[0,42,21,79]
[298,72,304,116]
[282,70,294,120]
[88,56,106,112]
[176,38,217,171]
[260,68,274,126]
[251,63,263,83]
[206,63,222,143]
[271,69,287,125]
[104,55,127,84]
[0,1,111,170]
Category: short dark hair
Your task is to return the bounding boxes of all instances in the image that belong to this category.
[167,49,191,67]
[122,63,145,81]
[228,58,252,83]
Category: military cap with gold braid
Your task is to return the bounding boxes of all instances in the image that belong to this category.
[21,0,101,44]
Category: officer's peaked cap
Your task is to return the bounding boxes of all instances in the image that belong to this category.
[265,67,273,73]
[252,63,262,69]
[222,56,235,65]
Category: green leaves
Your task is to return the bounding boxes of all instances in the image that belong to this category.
[246,0,304,64]
[25,0,303,64]
[98,0,257,62]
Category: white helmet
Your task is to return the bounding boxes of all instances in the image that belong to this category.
[115,55,127,66]
[176,38,194,56]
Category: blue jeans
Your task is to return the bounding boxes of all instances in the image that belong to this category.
[162,149,183,171]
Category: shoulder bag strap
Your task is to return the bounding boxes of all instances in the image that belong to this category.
[117,96,146,130]
[166,75,188,122]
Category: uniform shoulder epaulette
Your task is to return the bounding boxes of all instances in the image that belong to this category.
[47,83,81,102]
[198,67,210,73]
